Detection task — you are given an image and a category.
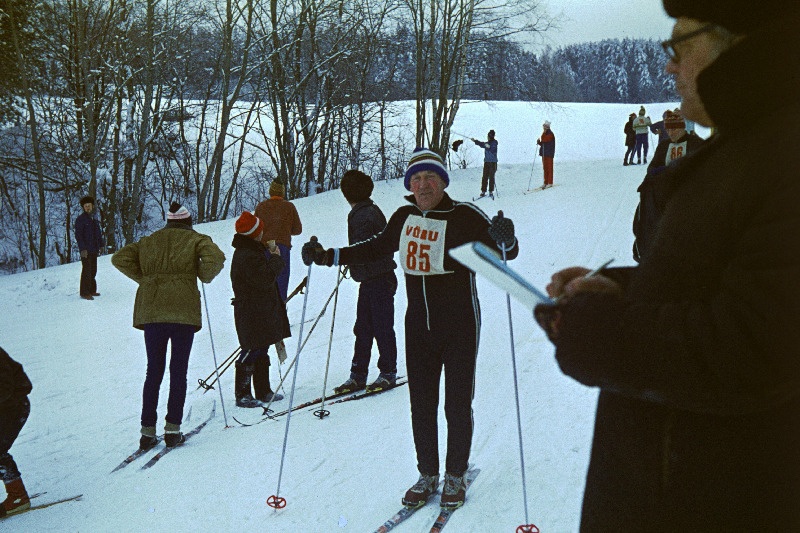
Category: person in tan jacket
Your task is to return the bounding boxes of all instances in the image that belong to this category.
[254,179,302,300]
[112,202,225,449]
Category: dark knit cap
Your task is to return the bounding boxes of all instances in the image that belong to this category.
[340,170,374,204]
[663,0,798,34]
[80,196,95,205]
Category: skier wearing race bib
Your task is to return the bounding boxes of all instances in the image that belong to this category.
[302,147,518,510]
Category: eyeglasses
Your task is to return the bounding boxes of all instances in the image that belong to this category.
[661,23,716,62]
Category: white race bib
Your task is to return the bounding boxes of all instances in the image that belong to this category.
[666,140,688,165]
[399,215,451,276]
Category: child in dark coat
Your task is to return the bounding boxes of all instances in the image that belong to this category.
[0,347,33,517]
[230,212,290,407]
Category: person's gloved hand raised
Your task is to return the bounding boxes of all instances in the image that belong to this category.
[301,237,334,267]
[488,211,515,249]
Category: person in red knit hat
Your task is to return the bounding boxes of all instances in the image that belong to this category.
[230,212,290,407]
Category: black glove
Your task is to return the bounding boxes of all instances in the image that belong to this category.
[536,139,542,146]
[488,212,515,249]
[314,248,334,267]
[534,303,562,342]
[301,239,323,266]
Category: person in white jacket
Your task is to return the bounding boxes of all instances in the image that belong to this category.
[632,106,652,164]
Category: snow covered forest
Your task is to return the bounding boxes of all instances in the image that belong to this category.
[0,0,675,275]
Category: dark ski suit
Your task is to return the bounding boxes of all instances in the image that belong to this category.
[334,192,519,476]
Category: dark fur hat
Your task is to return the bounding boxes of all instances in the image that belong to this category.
[340,170,374,204]
[662,0,798,34]
[80,196,95,206]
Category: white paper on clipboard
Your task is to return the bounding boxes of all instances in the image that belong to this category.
[450,241,554,310]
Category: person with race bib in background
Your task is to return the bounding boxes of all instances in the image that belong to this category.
[301,147,518,511]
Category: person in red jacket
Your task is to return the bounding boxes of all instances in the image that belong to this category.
[537,121,556,188]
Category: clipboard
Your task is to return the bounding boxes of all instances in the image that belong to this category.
[449,241,554,309]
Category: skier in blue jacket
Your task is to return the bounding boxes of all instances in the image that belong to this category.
[472,130,498,197]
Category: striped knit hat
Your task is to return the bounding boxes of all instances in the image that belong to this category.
[235,211,264,239]
[167,202,192,225]
[404,147,449,191]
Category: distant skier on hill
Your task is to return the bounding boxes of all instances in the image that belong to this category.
[472,130,498,198]
[632,106,652,164]
[537,121,556,188]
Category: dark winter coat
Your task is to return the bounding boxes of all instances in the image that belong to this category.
[0,347,32,406]
[75,211,104,254]
[633,132,705,262]
[538,130,555,158]
[549,13,800,531]
[624,119,636,147]
[112,223,225,330]
[347,200,396,283]
[230,234,290,349]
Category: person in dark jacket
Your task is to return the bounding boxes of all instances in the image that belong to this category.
[230,211,289,407]
[537,121,556,188]
[534,1,800,530]
[623,113,637,165]
[332,170,398,395]
[112,202,225,449]
[75,196,104,300]
[302,147,518,511]
[632,110,705,262]
[471,130,498,197]
[0,347,33,518]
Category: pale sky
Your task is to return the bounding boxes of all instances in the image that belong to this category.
[535,0,675,49]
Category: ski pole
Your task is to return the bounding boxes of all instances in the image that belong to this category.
[526,153,538,191]
[259,266,350,417]
[197,346,240,391]
[314,266,347,419]
[268,237,317,510]
[201,282,230,428]
[495,212,537,533]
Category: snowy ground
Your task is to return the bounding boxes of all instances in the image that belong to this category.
[1,101,696,532]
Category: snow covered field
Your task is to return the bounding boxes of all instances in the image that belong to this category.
[1,100,693,532]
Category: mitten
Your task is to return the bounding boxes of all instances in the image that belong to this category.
[314,248,334,267]
[534,303,562,342]
[301,239,323,266]
[488,212,515,249]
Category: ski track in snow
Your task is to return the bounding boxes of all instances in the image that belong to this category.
[0,101,700,531]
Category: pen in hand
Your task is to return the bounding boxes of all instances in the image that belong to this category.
[554,258,615,302]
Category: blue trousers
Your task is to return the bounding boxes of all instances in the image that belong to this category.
[350,273,398,379]
[142,323,195,427]
[0,398,29,482]
[274,244,291,301]
[634,133,649,161]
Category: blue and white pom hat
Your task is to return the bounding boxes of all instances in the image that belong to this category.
[404,147,449,191]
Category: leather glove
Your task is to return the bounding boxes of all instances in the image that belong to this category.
[488,211,515,249]
[80,250,89,259]
[534,303,562,342]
